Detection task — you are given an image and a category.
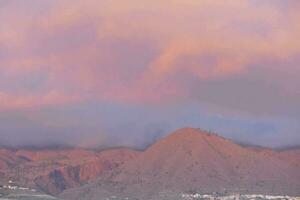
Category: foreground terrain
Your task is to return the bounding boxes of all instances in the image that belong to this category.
[0,128,299,200]
[0,183,59,200]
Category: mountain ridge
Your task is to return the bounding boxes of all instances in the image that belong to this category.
[60,128,300,200]
[1,128,299,200]
[1,128,299,151]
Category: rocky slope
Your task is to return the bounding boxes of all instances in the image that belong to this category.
[0,149,29,170]
[60,128,300,200]
[0,148,140,196]
[1,128,299,200]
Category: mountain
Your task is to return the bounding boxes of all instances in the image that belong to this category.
[0,149,29,170]
[60,128,300,200]
[1,128,299,200]
[0,148,140,196]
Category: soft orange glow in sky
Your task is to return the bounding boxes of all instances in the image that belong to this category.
[0,0,299,148]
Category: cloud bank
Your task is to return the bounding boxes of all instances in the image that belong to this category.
[0,0,299,148]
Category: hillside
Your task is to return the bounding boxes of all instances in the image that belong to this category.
[0,148,140,196]
[1,128,299,200]
[60,128,300,200]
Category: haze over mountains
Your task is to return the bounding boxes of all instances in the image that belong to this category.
[0,128,299,200]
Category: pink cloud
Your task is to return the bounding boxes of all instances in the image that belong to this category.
[0,0,300,111]
[0,90,82,111]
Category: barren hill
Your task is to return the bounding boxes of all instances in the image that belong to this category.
[1,128,299,200]
[61,128,300,200]
[0,148,140,195]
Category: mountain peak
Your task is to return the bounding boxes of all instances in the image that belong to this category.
[167,127,215,138]
[151,127,229,149]
[142,127,243,164]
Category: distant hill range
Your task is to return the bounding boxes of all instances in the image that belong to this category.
[0,128,299,200]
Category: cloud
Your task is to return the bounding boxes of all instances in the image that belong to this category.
[1,1,300,108]
[0,0,299,148]
[0,90,81,111]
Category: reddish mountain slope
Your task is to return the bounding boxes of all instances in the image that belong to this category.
[278,149,300,167]
[1,128,299,200]
[61,128,300,200]
[0,149,29,170]
[33,148,140,195]
[0,148,140,195]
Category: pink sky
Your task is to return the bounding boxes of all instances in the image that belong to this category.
[0,0,299,148]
